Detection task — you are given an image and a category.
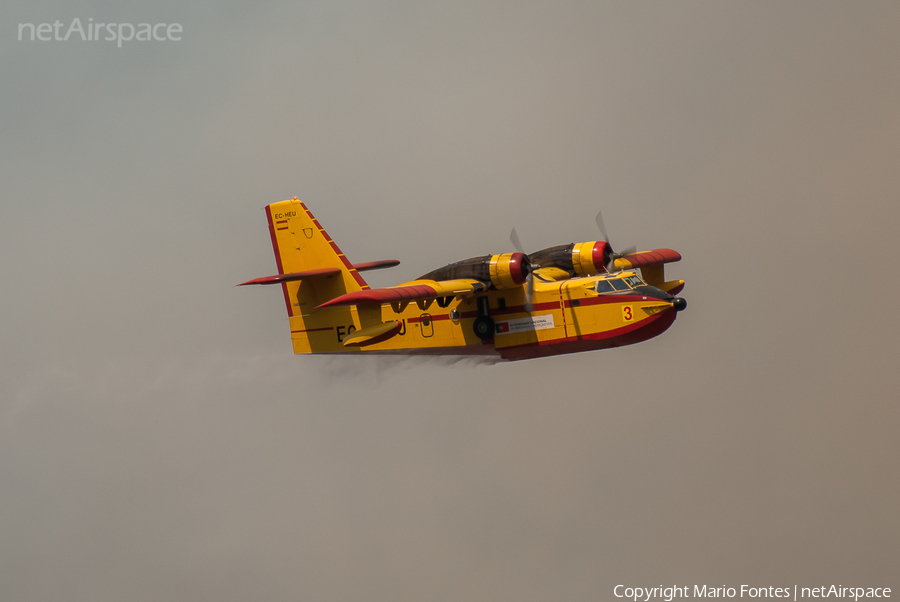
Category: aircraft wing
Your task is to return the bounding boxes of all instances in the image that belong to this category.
[613,248,681,270]
[315,278,486,309]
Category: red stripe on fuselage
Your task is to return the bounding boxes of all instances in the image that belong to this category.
[407,313,453,323]
[291,326,335,333]
[563,294,656,308]
[498,309,677,360]
[492,301,560,315]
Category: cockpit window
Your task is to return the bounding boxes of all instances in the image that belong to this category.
[609,279,631,291]
[595,280,615,293]
[624,275,644,288]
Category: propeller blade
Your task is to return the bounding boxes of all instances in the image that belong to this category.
[595,211,610,243]
[596,210,637,272]
[524,272,534,313]
[509,227,525,255]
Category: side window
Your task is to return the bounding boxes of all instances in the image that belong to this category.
[595,280,615,293]
[624,275,644,287]
[609,279,631,291]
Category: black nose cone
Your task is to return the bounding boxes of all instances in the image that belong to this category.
[673,297,687,312]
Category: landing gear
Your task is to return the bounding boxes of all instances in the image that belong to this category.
[473,315,495,340]
[472,296,495,340]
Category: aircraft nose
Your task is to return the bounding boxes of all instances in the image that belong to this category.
[672,297,687,312]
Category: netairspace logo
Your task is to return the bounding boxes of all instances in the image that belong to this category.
[18,18,181,47]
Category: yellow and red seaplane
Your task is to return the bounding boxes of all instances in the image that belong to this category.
[241,198,686,361]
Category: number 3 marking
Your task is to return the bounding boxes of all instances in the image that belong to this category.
[622,306,634,322]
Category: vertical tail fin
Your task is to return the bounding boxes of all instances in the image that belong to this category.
[266,199,369,317]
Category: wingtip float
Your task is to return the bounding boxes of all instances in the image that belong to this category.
[241,198,686,361]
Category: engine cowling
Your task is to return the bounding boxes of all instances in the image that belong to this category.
[528,241,612,276]
[489,252,529,288]
[418,252,529,289]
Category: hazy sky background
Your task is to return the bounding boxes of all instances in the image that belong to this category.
[2,1,898,600]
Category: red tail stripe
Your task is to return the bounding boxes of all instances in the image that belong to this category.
[298,201,370,290]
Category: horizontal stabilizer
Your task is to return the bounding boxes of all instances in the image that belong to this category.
[238,260,398,286]
[238,267,342,286]
[352,259,400,272]
[342,321,403,347]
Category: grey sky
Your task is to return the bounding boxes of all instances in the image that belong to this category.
[2,2,898,601]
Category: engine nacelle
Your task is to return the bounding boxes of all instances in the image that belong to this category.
[529,241,612,276]
[418,252,529,289]
[489,252,529,288]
